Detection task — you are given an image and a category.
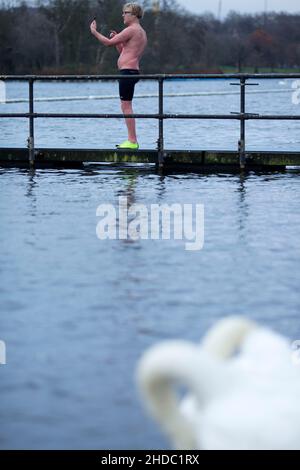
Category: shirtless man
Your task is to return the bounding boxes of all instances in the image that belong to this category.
[90,3,147,149]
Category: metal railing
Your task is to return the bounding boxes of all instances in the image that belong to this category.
[1,73,300,169]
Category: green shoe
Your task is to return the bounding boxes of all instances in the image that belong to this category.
[116,140,139,150]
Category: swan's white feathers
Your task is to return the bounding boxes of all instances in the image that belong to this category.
[137,317,300,449]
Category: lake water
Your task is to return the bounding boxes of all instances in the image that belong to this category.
[0,79,300,449]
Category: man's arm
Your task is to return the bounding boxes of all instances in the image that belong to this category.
[110,31,123,54]
[90,21,133,47]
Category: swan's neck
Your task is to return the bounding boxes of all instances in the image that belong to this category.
[137,341,223,449]
[201,317,256,359]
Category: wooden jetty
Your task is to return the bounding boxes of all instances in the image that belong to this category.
[1,73,300,172]
[1,147,299,172]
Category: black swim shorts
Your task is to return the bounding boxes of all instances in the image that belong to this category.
[118,69,140,101]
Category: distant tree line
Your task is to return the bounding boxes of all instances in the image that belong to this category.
[0,0,300,74]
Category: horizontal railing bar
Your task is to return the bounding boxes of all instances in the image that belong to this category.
[244,115,300,120]
[0,113,159,119]
[1,113,300,120]
[1,73,300,81]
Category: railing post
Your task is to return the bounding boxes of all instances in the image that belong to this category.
[239,77,246,169]
[28,78,35,166]
[157,77,164,169]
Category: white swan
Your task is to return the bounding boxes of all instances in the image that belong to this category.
[136,316,300,450]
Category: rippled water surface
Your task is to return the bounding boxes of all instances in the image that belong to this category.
[1,79,300,449]
[0,164,300,449]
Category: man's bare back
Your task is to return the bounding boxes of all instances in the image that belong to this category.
[117,24,147,70]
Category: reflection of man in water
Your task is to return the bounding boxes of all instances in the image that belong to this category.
[90,3,147,150]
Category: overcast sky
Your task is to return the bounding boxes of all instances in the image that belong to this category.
[178,0,300,18]
[6,0,300,17]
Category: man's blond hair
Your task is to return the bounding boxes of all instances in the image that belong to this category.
[123,3,144,19]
